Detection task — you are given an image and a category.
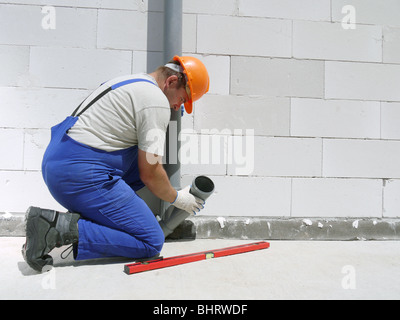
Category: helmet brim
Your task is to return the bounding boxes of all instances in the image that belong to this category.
[173,56,195,114]
[184,100,193,114]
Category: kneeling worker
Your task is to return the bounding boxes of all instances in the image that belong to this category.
[22,56,210,272]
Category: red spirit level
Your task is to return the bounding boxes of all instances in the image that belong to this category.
[124,241,270,275]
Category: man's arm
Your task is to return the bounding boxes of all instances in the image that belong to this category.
[138,149,204,215]
[138,149,177,204]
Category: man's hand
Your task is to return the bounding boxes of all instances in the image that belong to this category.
[172,185,205,215]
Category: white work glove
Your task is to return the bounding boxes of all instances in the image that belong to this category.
[171,185,205,215]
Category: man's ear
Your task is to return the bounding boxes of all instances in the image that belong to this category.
[166,75,178,88]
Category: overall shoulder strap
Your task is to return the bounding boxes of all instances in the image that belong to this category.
[71,78,157,117]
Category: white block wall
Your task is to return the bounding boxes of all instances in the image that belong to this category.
[1,0,400,220]
[182,0,400,219]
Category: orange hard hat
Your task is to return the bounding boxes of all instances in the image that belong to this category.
[173,56,210,114]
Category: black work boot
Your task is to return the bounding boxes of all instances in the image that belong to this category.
[22,206,80,272]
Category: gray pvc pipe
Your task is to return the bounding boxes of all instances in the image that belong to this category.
[162,0,183,216]
[163,0,182,190]
[160,176,215,238]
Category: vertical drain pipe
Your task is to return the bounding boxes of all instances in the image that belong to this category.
[163,0,183,212]
[159,2,216,238]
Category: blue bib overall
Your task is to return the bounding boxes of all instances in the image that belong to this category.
[42,79,164,260]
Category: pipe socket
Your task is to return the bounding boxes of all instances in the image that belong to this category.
[160,176,215,238]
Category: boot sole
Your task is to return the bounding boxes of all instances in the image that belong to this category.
[22,207,54,272]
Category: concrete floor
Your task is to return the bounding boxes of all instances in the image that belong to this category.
[1,237,399,300]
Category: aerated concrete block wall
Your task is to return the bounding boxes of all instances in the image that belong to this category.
[180,0,400,222]
[0,0,166,218]
[1,1,400,236]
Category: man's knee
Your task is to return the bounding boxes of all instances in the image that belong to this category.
[145,226,164,257]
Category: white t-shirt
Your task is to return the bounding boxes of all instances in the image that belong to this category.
[68,74,171,155]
